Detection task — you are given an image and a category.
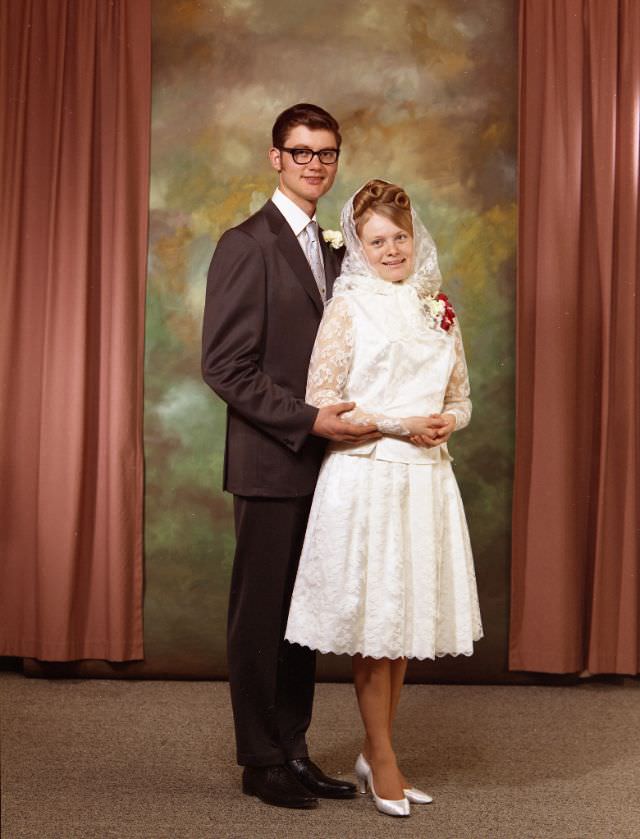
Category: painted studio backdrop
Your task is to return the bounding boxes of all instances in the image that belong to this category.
[145,0,516,680]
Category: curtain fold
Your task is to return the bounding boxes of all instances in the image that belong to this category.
[510,0,639,674]
[0,0,150,660]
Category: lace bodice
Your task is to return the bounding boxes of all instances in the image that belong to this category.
[306,279,471,462]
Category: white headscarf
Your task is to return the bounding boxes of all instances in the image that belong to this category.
[333,182,443,300]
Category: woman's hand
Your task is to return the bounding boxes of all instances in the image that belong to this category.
[407,413,456,447]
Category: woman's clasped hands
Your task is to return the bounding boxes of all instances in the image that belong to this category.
[406,413,456,447]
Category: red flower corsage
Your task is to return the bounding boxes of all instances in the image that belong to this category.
[436,292,456,332]
[424,292,457,332]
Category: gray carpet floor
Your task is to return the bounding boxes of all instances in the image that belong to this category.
[1,672,639,839]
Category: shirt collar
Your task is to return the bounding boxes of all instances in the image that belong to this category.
[272,188,317,237]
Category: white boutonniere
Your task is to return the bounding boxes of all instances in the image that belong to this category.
[322,229,344,249]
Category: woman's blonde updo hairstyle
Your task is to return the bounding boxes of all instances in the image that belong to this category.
[352,179,413,237]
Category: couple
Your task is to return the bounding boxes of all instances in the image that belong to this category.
[202,103,482,818]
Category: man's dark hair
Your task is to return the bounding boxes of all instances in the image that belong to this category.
[272,103,341,149]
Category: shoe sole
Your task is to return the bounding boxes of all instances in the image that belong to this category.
[310,789,358,799]
[242,782,318,809]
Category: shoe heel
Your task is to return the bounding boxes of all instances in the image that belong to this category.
[355,753,369,795]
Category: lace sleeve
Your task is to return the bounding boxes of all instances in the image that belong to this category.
[443,319,472,431]
[306,297,409,436]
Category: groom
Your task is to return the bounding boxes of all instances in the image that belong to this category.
[202,104,379,809]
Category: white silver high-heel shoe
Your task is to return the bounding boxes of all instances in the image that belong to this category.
[354,753,410,817]
[356,752,433,805]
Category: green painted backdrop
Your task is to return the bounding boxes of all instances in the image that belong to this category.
[144,0,517,681]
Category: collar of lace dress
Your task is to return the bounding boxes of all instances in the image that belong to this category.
[333,271,419,297]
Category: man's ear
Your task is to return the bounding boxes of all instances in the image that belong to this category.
[268,147,282,172]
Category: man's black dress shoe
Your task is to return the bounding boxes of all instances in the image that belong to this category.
[242,765,318,809]
[286,758,357,799]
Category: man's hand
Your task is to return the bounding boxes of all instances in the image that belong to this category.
[407,413,456,447]
[312,402,381,443]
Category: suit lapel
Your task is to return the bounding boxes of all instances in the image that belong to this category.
[263,200,324,316]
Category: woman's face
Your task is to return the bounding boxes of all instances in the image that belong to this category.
[359,212,414,283]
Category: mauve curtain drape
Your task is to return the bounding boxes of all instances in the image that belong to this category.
[510,0,639,674]
[0,0,150,660]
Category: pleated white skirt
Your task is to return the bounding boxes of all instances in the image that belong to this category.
[285,452,483,660]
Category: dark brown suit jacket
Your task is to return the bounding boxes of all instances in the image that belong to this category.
[202,199,343,497]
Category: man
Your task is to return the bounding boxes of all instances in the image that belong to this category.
[201,104,379,809]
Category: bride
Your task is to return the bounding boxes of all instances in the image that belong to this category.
[285,179,483,817]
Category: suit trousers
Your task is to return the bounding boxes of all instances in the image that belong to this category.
[228,494,316,766]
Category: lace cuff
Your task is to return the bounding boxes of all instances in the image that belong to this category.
[341,407,410,437]
[442,320,471,430]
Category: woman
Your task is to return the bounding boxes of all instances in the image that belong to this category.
[285,180,483,817]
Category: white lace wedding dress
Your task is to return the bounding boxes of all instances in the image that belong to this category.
[284,191,483,660]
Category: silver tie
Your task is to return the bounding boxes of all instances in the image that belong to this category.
[304,221,326,301]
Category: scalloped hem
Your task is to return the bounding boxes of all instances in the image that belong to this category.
[285,633,483,661]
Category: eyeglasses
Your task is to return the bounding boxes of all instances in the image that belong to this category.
[280,147,340,165]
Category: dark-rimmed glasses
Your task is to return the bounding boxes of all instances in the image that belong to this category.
[280,147,340,165]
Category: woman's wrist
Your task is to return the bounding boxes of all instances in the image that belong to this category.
[442,412,457,430]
